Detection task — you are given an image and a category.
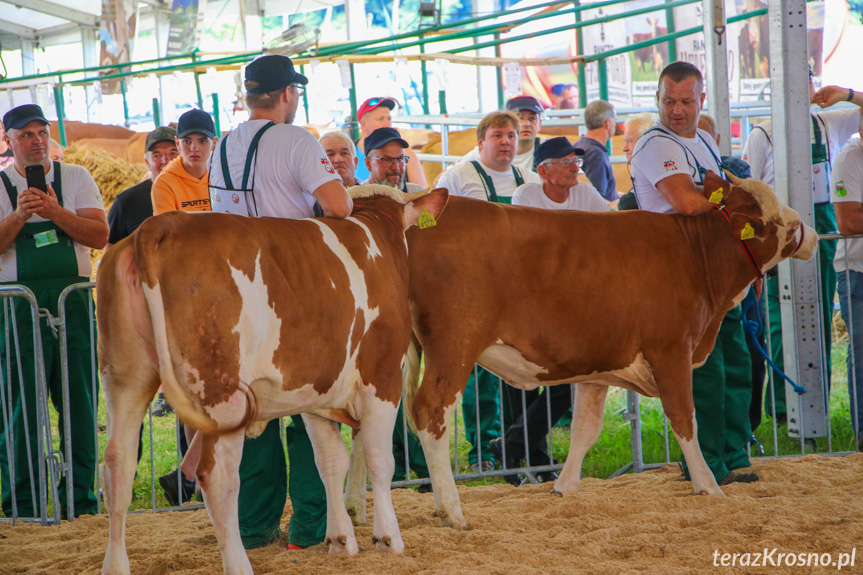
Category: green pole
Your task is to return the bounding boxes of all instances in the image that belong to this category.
[597,59,612,153]
[494,32,504,110]
[420,34,430,116]
[53,85,67,146]
[575,0,587,108]
[192,53,204,109]
[666,0,677,62]
[300,64,310,124]
[348,63,359,142]
[120,79,130,127]
[152,97,161,127]
[211,93,220,135]
[438,90,447,114]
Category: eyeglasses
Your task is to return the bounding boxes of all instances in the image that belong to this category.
[546,157,583,168]
[369,156,409,166]
[290,84,306,96]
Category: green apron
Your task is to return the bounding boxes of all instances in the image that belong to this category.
[0,162,99,518]
[461,162,524,465]
[765,116,836,418]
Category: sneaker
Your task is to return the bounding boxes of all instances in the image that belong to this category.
[469,460,493,473]
[159,468,196,506]
[718,471,759,486]
[532,471,558,484]
[287,543,305,550]
[417,483,433,494]
[151,394,173,417]
[857,434,863,453]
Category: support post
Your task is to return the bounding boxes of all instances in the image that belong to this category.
[666,0,678,62]
[211,93,220,135]
[703,0,731,155]
[494,32,504,110]
[300,64,310,125]
[348,63,359,142]
[768,0,827,440]
[152,97,161,127]
[575,0,587,108]
[120,79,130,127]
[53,85,67,146]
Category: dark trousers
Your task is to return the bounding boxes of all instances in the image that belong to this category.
[502,384,573,467]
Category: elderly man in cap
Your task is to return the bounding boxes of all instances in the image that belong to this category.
[363,127,426,193]
[152,109,216,214]
[459,95,546,173]
[355,97,427,186]
[575,99,619,202]
[0,104,108,519]
[319,130,360,188]
[208,54,352,551]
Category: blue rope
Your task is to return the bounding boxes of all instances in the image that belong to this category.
[740,290,806,395]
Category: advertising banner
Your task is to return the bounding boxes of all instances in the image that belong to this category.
[98,0,138,95]
[167,0,209,56]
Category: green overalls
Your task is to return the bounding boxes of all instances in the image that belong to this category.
[211,125,327,550]
[635,127,755,483]
[765,115,836,418]
[461,162,525,466]
[0,162,98,519]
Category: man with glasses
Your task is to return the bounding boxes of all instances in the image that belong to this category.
[363,127,425,193]
[208,54,352,552]
[355,96,427,187]
[490,137,609,485]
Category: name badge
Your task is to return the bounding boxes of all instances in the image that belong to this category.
[34,229,59,248]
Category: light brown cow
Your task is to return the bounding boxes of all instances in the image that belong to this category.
[346,171,816,529]
[98,186,448,575]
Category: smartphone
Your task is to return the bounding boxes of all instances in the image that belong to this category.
[25,164,47,193]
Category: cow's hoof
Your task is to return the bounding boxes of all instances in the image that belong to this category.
[550,488,563,497]
[326,534,359,556]
[437,512,466,530]
[373,534,404,554]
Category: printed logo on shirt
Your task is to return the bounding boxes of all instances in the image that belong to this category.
[181,199,211,208]
[814,165,821,174]
[663,159,678,172]
[835,180,847,197]
[232,194,240,204]
[321,157,335,174]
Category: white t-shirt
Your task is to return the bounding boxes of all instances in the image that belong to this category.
[208,119,340,219]
[512,181,610,213]
[0,162,104,281]
[437,159,541,202]
[743,108,862,190]
[831,137,863,273]
[630,123,723,214]
[459,139,545,174]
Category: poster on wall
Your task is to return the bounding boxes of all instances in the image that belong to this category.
[98,0,138,95]
[167,0,209,56]
[580,0,632,106]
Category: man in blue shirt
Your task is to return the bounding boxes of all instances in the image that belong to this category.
[575,99,618,202]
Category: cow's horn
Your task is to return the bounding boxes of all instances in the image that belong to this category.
[723,169,744,186]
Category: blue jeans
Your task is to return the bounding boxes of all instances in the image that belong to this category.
[837,270,863,436]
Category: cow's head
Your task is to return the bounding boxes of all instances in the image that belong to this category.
[702,170,817,272]
[348,184,449,231]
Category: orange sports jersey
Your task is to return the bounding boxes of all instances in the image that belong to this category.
[151,156,211,214]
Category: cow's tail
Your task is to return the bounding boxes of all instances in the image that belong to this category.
[403,333,422,432]
[133,218,220,434]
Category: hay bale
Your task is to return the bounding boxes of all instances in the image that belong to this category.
[63,144,149,278]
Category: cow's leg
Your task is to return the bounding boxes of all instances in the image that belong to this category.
[196,430,254,575]
[302,413,359,556]
[414,392,465,529]
[101,383,154,575]
[344,429,367,525]
[553,383,608,496]
[654,361,725,498]
[358,397,404,554]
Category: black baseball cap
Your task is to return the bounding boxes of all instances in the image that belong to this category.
[3,104,49,131]
[506,95,544,115]
[145,126,177,151]
[364,127,409,153]
[245,55,308,94]
[535,137,584,166]
[177,109,215,139]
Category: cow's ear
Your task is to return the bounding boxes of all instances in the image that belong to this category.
[403,188,449,230]
[702,170,730,203]
[729,213,765,242]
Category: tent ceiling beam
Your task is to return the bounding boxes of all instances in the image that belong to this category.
[1,0,98,27]
[0,19,36,40]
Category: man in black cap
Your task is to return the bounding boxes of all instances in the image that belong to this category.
[208,54,352,552]
[0,104,108,519]
[362,127,425,193]
[152,109,215,214]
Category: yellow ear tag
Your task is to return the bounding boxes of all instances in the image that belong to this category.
[418,209,437,229]
[709,190,724,204]
[741,222,755,240]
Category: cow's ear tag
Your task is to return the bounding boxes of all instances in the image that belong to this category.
[418,209,437,229]
[708,190,724,204]
[741,222,755,240]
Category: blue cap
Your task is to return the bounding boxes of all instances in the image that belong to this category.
[551,84,566,96]
[364,127,409,153]
[535,137,584,166]
[3,104,49,131]
[245,55,308,94]
[177,109,215,139]
[506,95,543,115]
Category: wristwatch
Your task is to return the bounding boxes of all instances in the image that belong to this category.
[848,88,855,102]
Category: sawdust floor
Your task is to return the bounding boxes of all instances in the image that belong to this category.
[1,454,861,575]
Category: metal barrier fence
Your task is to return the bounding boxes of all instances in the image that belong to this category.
[2,227,860,522]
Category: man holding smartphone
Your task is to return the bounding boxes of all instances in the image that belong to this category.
[0,104,108,520]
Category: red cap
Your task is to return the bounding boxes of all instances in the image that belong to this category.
[357,97,397,121]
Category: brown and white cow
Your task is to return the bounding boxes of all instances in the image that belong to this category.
[97,185,448,575]
[346,171,816,529]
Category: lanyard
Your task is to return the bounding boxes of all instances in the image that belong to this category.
[469,161,524,203]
